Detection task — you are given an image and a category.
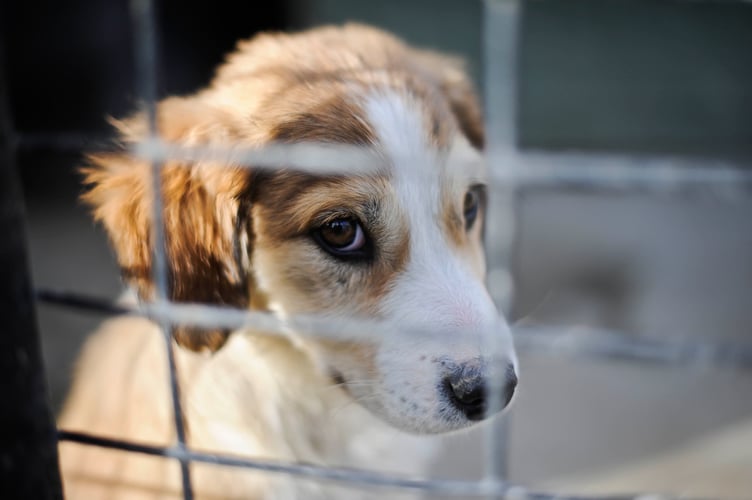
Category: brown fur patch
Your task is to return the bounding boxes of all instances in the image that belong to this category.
[270,92,376,146]
[81,100,253,351]
[443,195,466,248]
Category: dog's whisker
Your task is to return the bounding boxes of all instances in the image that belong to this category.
[512,287,556,327]
[326,380,376,388]
[329,390,387,416]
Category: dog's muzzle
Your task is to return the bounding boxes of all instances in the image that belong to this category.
[442,361,517,421]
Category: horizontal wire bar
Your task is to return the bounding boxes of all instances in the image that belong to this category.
[494,151,752,192]
[131,138,752,193]
[513,325,752,369]
[35,289,509,355]
[10,130,751,193]
[130,136,385,174]
[36,288,752,370]
[57,430,667,500]
[36,289,130,315]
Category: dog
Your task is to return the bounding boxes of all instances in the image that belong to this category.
[58,24,518,499]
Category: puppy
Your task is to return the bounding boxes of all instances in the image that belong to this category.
[59,24,518,499]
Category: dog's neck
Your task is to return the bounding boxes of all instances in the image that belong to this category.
[180,331,438,498]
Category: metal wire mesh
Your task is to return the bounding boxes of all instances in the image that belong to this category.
[19,0,751,498]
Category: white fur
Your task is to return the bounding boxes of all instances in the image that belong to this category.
[350,90,517,433]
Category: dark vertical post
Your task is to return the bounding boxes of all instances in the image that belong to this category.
[0,34,64,500]
[483,0,522,491]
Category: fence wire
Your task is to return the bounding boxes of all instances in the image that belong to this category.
[37,289,752,372]
[20,0,752,498]
[129,0,196,496]
[125,139,752,193]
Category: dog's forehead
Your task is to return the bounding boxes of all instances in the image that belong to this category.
[361,89,486,192]
[258,87,485,224]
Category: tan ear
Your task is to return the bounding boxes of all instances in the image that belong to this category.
[411,49,485,150]
[81,97,253,352]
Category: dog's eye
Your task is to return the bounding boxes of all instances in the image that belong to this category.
[463,188,482,230]
[314,218,369,259]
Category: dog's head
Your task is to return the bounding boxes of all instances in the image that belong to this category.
[83,24,517,434]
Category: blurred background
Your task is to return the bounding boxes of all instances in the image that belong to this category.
[3,0,752,490]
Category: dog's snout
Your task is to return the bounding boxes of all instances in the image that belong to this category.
[503,364,518,407]
[443,363,517,421]
[444,368,486,421]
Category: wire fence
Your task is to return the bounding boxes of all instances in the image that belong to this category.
[4,0,752,499]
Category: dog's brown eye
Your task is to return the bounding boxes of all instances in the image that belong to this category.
[314,218,369,259]
[463,188,481,230]
[321,219,359,248]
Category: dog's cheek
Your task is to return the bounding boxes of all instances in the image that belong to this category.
[252,241,375,315]
[373,341,443,430]
[316,340,377,377]
[280,265,369,314]
[461,237,487,282]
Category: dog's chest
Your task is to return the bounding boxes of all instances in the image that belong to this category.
[184,333,439,499]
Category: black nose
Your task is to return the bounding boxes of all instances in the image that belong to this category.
[443,363,517,421]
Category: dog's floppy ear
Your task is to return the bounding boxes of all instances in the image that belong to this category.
[411,49,486,150]
[82,97,253,352]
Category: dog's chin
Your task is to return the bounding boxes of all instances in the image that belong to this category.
[335,379,482,435]
[363,398,483,435]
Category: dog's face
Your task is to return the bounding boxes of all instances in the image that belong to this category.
[83,24,517,434]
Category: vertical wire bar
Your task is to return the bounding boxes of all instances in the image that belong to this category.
[129,0,194,498]
[482,0,521,495]
[130,0,165,297]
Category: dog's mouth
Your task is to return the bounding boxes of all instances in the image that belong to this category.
[329,368,350,395]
